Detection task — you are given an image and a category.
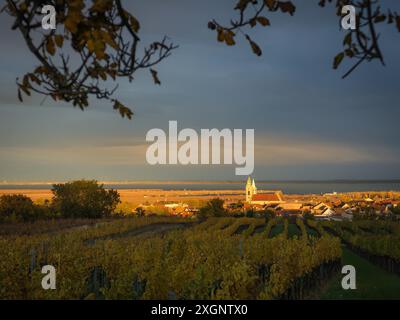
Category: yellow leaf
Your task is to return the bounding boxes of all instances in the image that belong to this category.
[87,39,95,53]
[333,52,345,69]
[65,18,78,34]
[217,29,225,42]
[94,41,106,59]
[264,0,276,10]
[224,31,235,46]
[19,2,28,12]
[99,71,107,81]
[129,14,140,33]
[245,35,262,56]
[46,37,56,56]
[54,35,64,48]
[101,31,118,49]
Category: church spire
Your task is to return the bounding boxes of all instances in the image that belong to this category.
[246,176,252,185]
[246,176,257,202]
[252,179,257,195]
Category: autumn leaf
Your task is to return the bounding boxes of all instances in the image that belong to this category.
[87,39,95,53]
[278,1,296,16]
[246,35,262,56]
[54,35,64,48]
[235,0,251,11]
[99,71,107,81]
[343,32,352,46]
[113,100,133,119]
[374,15,386,23]
[94,41,106,59]
[217,29,225,42]
[29,74,41,85]
[102,31,118,49]
[264,0,276,10]
[129,15,140,33]
[65,17,78,34]
[91,0,113,13]
[224,31,236,46]
[257,16,270,26]
[46,37,56,56]
[333,52,345,69]
[345,49,354,58]
[150,69,161,85]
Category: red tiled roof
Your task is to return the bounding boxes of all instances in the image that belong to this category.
[252,193,280,202]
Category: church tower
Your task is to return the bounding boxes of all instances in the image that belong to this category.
[252,178,257,195]
[246,176,257,202]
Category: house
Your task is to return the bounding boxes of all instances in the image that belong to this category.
[277,202,303,211]
[312,202,331,215]
[342,203,351,210]
[322,207,336,217]
[314,207,336,220]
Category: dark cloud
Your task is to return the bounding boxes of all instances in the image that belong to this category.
[0,0,399,180]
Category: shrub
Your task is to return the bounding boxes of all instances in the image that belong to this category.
[51,180,120,219]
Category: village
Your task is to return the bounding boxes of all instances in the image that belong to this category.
[133,177,400,221]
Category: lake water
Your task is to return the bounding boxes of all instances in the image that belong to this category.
[1,181,400,195]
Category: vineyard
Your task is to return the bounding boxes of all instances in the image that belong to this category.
[1,216,400,299]
[320,220,400,274]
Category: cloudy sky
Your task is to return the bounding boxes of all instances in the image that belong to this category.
[0,0,400,181]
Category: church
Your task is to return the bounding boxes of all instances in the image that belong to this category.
[245,177,284,205]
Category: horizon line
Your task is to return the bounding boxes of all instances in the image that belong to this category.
[1,179,400,185]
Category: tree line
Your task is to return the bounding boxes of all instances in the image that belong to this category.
[0,180,120,222]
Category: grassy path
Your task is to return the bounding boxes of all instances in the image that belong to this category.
[287,223,301,238]
[320,246,400,299]
[305,225,319,237]
[270,223,284,237]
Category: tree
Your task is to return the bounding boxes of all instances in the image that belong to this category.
[245,208,255,217]
[2,0,176,118]
[199,198,226,217]
[209,0,400,78]
[134,206,145,217]
[0,194,38,222]
[51,179,120,218]
[3,0,399,117]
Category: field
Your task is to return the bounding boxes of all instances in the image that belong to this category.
[0,189,246,205]
[0,188,336,207]
[1,215,400,299]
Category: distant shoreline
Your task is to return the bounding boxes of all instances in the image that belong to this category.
[1,180,400,195]
[1,179,400,186]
